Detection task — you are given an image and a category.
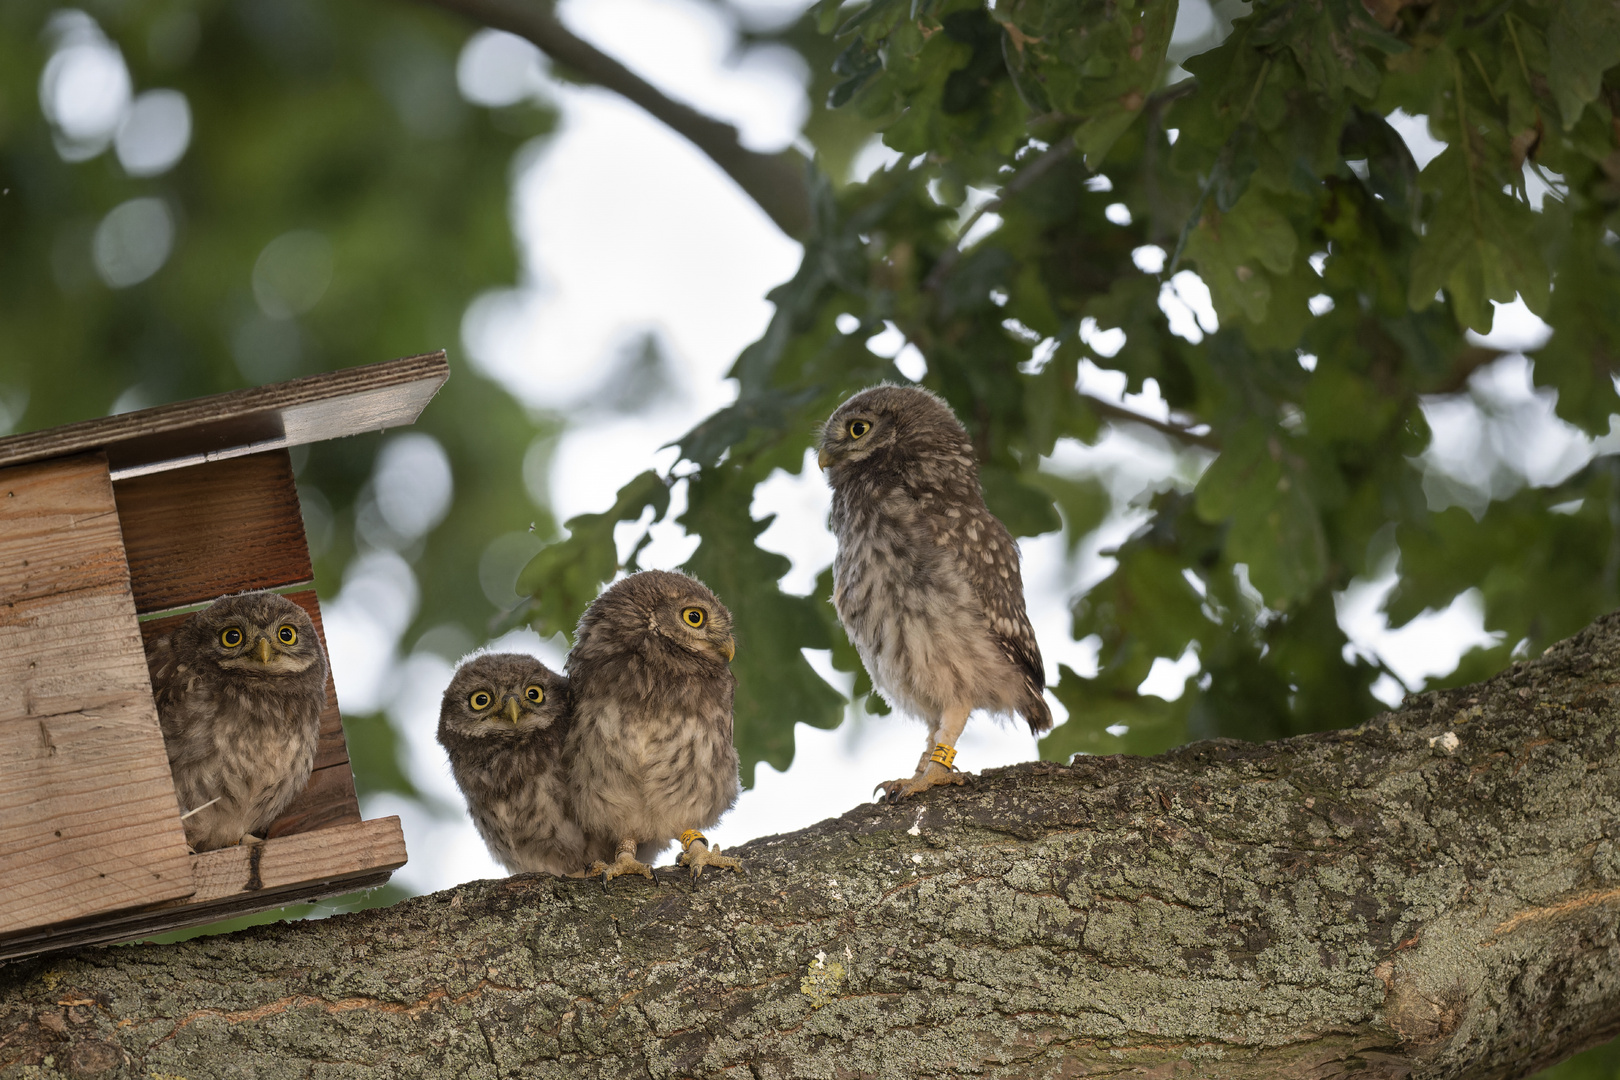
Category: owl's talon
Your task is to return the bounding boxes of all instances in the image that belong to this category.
[876,761,968,803]
[588,852,655,886]
[678,838,742,880]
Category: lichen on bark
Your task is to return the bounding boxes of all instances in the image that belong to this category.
[5,613,1620,1078]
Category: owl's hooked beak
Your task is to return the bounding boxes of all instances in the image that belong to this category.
[817,448,831,470]
[719,635,736,663]
[254,637,272,664]
[502,696,522,724]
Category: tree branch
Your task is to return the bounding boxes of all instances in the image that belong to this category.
[1432,346,1510,395]
[7,613,1620,1076]
[420,0,812,238]
[1081,390,1220,448]
[923,135,1077,294]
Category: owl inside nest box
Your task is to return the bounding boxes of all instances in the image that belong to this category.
[0,353,448,961]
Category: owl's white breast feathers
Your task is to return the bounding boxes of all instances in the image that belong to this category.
[567,695,740,844]
[832,483,1034,723]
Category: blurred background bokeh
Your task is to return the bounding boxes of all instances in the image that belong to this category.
[5,2,1620,1071]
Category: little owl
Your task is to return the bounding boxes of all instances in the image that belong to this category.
[146,591,328,851]
[437,652,612,876]
[818,384,1051,801]
[566,569,743,883]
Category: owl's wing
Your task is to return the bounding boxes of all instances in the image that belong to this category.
[145,634,191,740]
[146,634,178,701]
[936,502,1051,731]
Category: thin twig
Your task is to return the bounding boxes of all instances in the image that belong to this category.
[1080,392,1219,448]
[415,0,812,238]
[1432,346,1507,395]
[1144,77,1200,111]
[925,81,1197,294]
[924,135,1077,293]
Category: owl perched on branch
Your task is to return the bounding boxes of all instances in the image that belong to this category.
[566,570,743,884]
[818,384,1052,802]
[437,653,611,876]
[145,591,328,852]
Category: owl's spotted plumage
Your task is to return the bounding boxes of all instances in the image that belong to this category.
[819,384,1051,801]
[146,591,327,851]
[437,653,609,876]
[566,570,743,883]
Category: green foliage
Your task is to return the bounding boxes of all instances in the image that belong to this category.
[683,465,847,785]
[139,882,408,944]
[522,0,1620,781]
[1537,1037,1620,1080]
[1547,0,1620,131]
[516,469,672,638]
[1,0,557,802]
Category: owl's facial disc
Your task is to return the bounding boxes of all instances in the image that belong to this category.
[218,626,318,675]
[665,602,736,663]
[818,409,883,471]
[470,693,557,736]
[465,689,527,730]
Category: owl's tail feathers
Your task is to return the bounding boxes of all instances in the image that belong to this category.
[1021,679,1054,734]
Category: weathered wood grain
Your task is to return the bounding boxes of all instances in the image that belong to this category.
[114,450,312,614]
[0,456,195,936]
[0,459,128,606]
[185,816,405,902]
[266,763,364,839]
[0,818,404,961]
[0,352,447,478]
[138,590,360,838]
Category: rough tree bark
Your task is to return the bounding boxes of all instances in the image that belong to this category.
[4,612,1620,1079]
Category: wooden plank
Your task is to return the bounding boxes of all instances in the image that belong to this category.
[0,817,406,961]
[267,761,362,838]
[0,352,447,477]
[115,450,312,614]
[185,816,405,902]
[0,458,129,605]
[138,589,361,838]
[0,455,196,935]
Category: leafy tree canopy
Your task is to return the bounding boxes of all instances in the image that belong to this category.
[515,0,1620,782]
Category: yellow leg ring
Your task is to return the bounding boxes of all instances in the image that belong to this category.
[679,829,708,852]
[930,743,958,770]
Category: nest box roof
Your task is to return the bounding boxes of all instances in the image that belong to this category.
[0,351,448,480]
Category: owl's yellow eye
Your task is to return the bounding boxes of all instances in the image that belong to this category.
[220,628,243,648]
[469,691,492,710]
[525,685,543,703]
[682,607,705,628]
[277,625,297,646]
[848,419,871,439]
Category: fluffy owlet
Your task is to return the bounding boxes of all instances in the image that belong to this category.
[818,384,1052,801]
[145,591,328,852]
[566,570,743,884]
[437,653,612,876]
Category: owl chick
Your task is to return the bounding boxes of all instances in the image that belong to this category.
[818,385,1052,802]
[437,653,612,876]
[566,570,743,884]
[145,591,328,852]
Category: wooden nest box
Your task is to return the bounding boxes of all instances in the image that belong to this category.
[0,352,448,960]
